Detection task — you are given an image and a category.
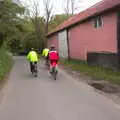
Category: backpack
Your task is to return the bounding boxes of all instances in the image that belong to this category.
[49,51,59,60]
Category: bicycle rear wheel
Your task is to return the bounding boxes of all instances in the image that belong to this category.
[32,63,37,77]
[35,64,38,77]
[52,67,57,80]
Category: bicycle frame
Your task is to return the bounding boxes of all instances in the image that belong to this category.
[50,61,58,80]
[31,62,37,77]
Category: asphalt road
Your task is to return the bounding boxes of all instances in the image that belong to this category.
[0,57,120,120]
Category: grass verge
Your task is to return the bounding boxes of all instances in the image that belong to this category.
[0,48,13,81]
[60,59,120,85]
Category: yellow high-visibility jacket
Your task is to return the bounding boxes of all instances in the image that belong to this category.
[27,51,38,62]
[42,48,49,57]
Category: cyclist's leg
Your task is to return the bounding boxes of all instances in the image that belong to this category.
[49,60,53,73]
[50,60,57,72]
[35,62,37,72]
[33,62,37,77]
[54,60,58,73]
[30,62,33,72]
[47,56,50,67]
[56,60,58,69]
[44,57,47,65]
[44,56,49,69]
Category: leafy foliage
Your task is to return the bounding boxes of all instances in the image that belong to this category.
[0,0,70,53]
[49,14,70,32]
[0,47,13,80]
[0,0,25,49]
[22,17,45,51]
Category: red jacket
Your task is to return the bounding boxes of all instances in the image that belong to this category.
[49,51,59,60]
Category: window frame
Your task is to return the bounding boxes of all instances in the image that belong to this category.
[94,16,103,28]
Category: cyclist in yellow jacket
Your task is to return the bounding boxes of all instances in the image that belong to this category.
[42,48,49,66]
[27,48,38,73]
[42,48,49,57]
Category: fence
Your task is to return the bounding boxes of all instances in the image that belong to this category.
[87,52,120,70]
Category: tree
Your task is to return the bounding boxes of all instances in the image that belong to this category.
[22,17,45,51]
[49,14,70,32]
[30,0,41,49]
[64,0,70,16]
[6,18,31,53]
[0,0,25,48]
[64,0,82,16]
[43,0,53,46]
[23,0,45,49]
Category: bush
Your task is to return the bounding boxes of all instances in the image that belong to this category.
[0,48,13,80]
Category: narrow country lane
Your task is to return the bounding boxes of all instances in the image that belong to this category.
[0,57,120,120]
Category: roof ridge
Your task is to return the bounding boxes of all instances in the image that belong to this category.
[47,0,120,36]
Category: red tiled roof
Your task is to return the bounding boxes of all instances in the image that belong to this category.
[47,0,120,36]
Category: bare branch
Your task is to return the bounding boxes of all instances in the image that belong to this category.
[64,0,82,15]
[43,0,53,46]
[64,0,70,16]
[23,0,41,49]
[43,0,53,33]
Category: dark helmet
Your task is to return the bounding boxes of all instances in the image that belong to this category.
[50,45,55,50]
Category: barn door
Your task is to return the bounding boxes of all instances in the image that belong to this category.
[58,30,68,58]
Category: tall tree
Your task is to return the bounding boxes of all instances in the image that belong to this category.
[21,16,45,51]
[32,0,41,49]
[64,0,82,16]
[43,0,53,46]
[64,0,70,16]
[24,0,45,49]
[49,14,70,32]
[0,0,25,47]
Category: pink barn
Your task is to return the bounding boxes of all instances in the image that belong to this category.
[47,0,120,61]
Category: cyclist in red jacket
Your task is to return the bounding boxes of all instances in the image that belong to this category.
[48,45,59,73]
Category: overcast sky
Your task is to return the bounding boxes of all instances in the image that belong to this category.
[20,0,102,16]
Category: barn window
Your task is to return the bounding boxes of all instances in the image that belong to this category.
[94,16,102,28]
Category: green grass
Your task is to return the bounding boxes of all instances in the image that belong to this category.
[60,59,120,84]
[0,48,13,80]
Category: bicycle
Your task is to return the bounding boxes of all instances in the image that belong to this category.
[50,61,58,80]
[43,56,49,69]
[45,58,49,69]
[31,62,38,77]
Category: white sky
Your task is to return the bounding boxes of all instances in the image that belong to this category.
[20,0,102,16]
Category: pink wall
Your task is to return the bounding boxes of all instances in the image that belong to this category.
[68,12,117,60]
[47,34,59,51]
